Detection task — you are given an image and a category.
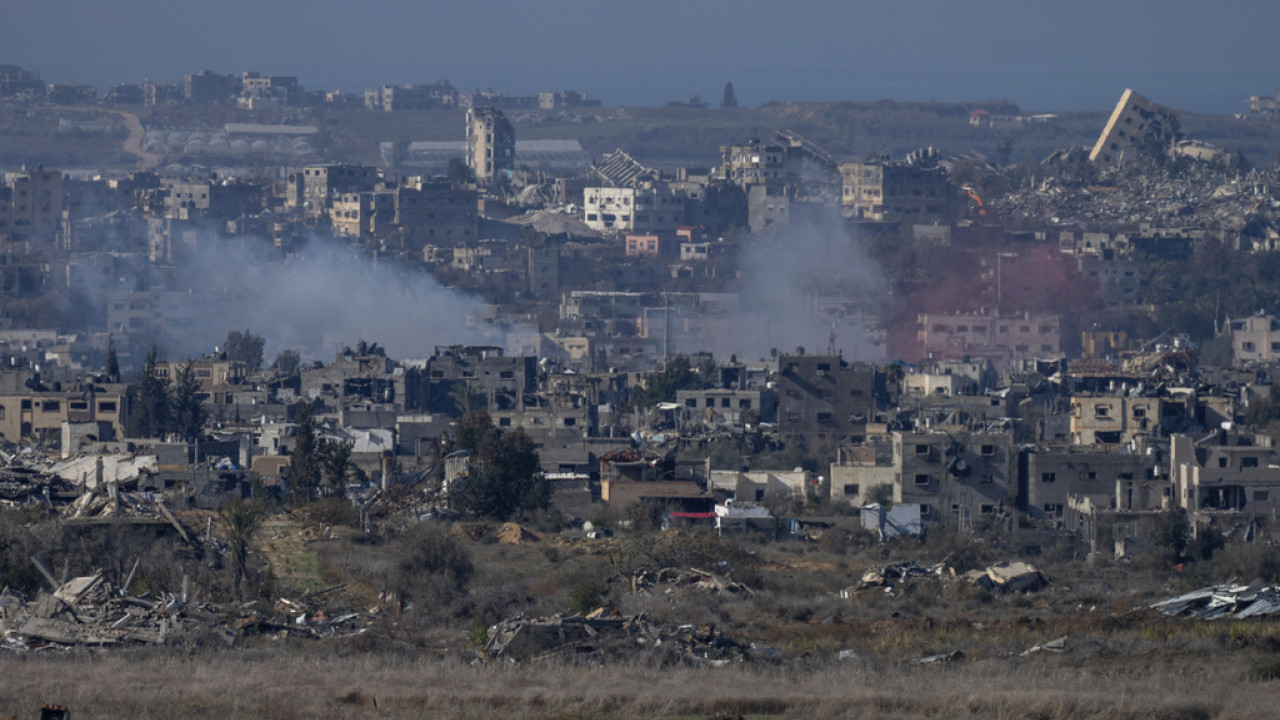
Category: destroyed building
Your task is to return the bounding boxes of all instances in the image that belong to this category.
[775,353,877,448]
[916,311,1061,365]
[839,150,959,223]
[893,429,1017,526]
[467,107,515,187]
[1089,88,1180,165]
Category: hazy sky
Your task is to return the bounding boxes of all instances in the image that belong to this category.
[5,0,1278,112]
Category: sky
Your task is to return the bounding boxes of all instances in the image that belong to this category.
[4,0,1279,113]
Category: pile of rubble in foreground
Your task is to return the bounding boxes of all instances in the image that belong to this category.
[1151,579,1280,620]
[481,610,774,665]
[0,572,374,651]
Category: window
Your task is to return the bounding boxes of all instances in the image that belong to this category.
[843,484,860,497]
[1257,491,1270,502]
[1132,406,1146,418]
[914,473,930,485]
[817,412,833,424]
[1042,472,1056,483]
[1095,405,1109,418]
[981,474,994,484]
[1218,457,1229,468]
[563,418,576,427]
[739,399,752,409]
[1242,457,1259,469]
[0,406,5,420]
[500,371,514,379]
[721,398,731,408]
[498,417,511,427]
[915,444,930,456]
[685,398,697,408]
[1043,503,1064,516]
[920,504,931,516]
[1081,471,1096,480]
[980,504,996,514]
[980,444,995,456]
[42,401,60,412]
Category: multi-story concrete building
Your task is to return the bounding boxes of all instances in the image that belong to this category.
[775,353,876,447]
[394,180,478,250]
[365,82,457,111]
[582,184,687,234]
[1172,433,1280,534]
[1089,89,1179,165]
[1230,315,1280,366]
[466,107,515,187]
[893,429,1017,526]
[184,70,239,104]
[286,164,381,214]
[1068,395,1164,445]
[718,139,786,191]
[917,311,1061,362]
[0,372,128,442]
[0,168,63,244]
[331,192,396,240]
[840,158,957,223]
[1022,447,1153,519]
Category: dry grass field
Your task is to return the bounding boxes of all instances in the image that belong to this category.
[0,648,1275,720]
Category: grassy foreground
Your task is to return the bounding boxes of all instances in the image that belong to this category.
[0,648,1275,720]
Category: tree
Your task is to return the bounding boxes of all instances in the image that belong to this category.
[721,82,738,109]
[451,412,549,520]
[127,346,168,439]
[447,157,471,185]
[288,401,322,508]
[632,355,704,409]
[218,497,266,601]
[273,348,302,376]
[386,524,474,613]
[320,439,354,496]
[1155,508,1191,562]
[105,341,119,383]
[224,329,265,372]
[169,362,206,442]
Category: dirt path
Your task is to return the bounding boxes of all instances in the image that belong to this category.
[109,109,160,170]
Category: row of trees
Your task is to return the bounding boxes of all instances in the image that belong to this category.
[126,347,207,441]
[287,401,354,508]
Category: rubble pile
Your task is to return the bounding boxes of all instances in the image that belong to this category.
[964,561,1050,593]
[853,561,949,591]
[993,163,1279,230]
[0,571,375,652]
[482,611,761,665]
[1151,579,1280,620]
[627,567,754,595]
[2,573,187,649]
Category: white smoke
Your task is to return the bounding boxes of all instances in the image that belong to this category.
[715,208,887,362]
[165,235,508,362]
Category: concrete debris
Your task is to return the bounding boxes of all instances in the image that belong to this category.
[965,562,1049,593]
[627,567,754,596]
[851,561,948,592]
[913,650,965,664]
[482,612,764,665]
[1150,579,1280,620]
[1020,635,1067,656]
[1,569,373,652]
[995,162,1278,235]
[496,522,540,544]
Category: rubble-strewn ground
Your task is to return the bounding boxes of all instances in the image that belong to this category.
[4,513,1280,718]
[0,648,1276,720]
